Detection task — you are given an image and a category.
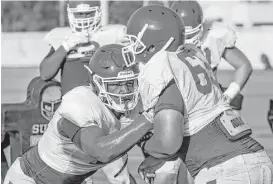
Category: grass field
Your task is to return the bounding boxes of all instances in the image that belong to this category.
[1,67,273,184]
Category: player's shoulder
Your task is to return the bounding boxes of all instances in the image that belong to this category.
[58,86,116,128]
[203,20,236,40]
[44,27,73,50]
[91,24,126,46]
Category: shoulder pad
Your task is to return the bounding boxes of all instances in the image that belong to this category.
[44,27,73,50]
[57,86,116,129]
[139,51,174,111]
[91,24,127,46]
[203,21,237,48]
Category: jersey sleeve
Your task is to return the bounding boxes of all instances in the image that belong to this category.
[57,86,116,129]
[202,22,237,68]
[154,79,184,116]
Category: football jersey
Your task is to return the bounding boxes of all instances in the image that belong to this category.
[200,21,237,69]
[44,25,127,94]
[138,45,231,136]
[38,86,120,175]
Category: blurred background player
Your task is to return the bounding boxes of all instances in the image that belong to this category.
[39,1,137,183]
[39,0,126,95]
[170,0,253,111]
[4,44,152,184]
[123,4,273,184]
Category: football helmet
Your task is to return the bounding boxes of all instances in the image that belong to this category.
[122,5,185,66]
[41,85,62,121]
[170,0,203,44]
[85,44,139,112]
[67,0,101,33]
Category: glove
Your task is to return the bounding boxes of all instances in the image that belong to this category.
[62,32,89,52]
[137,131,153,150]
[138,155,166,184]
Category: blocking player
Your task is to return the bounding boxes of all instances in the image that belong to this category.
[170,0,253,111]
[123,4,273,184]
[39,1,137,183]
[4,44,153,184]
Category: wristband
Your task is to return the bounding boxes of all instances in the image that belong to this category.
[223,82,241,100]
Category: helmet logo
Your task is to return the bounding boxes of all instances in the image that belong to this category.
[117,70,135,78]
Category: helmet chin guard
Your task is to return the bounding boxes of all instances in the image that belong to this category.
[185,24,203,45]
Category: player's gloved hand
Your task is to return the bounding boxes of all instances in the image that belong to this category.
[137,131,153,150]
[222,82,241,103]
[62,32,89,52]
[138,155,166,184]
[221,83,244,110]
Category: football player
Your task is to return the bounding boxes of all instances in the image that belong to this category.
[123,4,273,184]
[170,0,253,111]
[39,0,126,95]
[4,44,153,184]
[39,1,136,183]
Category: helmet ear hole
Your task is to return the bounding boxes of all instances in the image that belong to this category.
[147,45,155,53]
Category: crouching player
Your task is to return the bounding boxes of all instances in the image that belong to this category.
[4,44,153,184]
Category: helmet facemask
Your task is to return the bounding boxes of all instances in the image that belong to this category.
[85,66,139,113]
[41,86,62,121]
[67,4,101,33]
[122,24,175,67]
[185,23,203,45]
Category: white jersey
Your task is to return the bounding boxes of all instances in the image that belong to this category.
[200,21,237,69]
[38,86,120,175]
[138,46,230,136]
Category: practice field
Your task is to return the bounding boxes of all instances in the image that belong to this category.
[1,67,273,184]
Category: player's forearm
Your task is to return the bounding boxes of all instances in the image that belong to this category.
[233,62,252,89]
[93,115,153,163]
[39,46,67,81]
[223,47,253,89]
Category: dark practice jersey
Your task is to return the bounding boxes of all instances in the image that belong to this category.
[44,25,126,95]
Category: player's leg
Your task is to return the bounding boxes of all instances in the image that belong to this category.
[176,161,194,184]
[153,158,182,184]
[3,157,36,184]
[100,155,136,184]
[194,151,273,184]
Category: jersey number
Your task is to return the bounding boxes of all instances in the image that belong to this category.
[177,52,219,95]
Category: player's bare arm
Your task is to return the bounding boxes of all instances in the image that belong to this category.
[223,46,253,90]
[60,114,153,163]
[39,32,88,81]
[144,110,184,158]
[39,46,67,80]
